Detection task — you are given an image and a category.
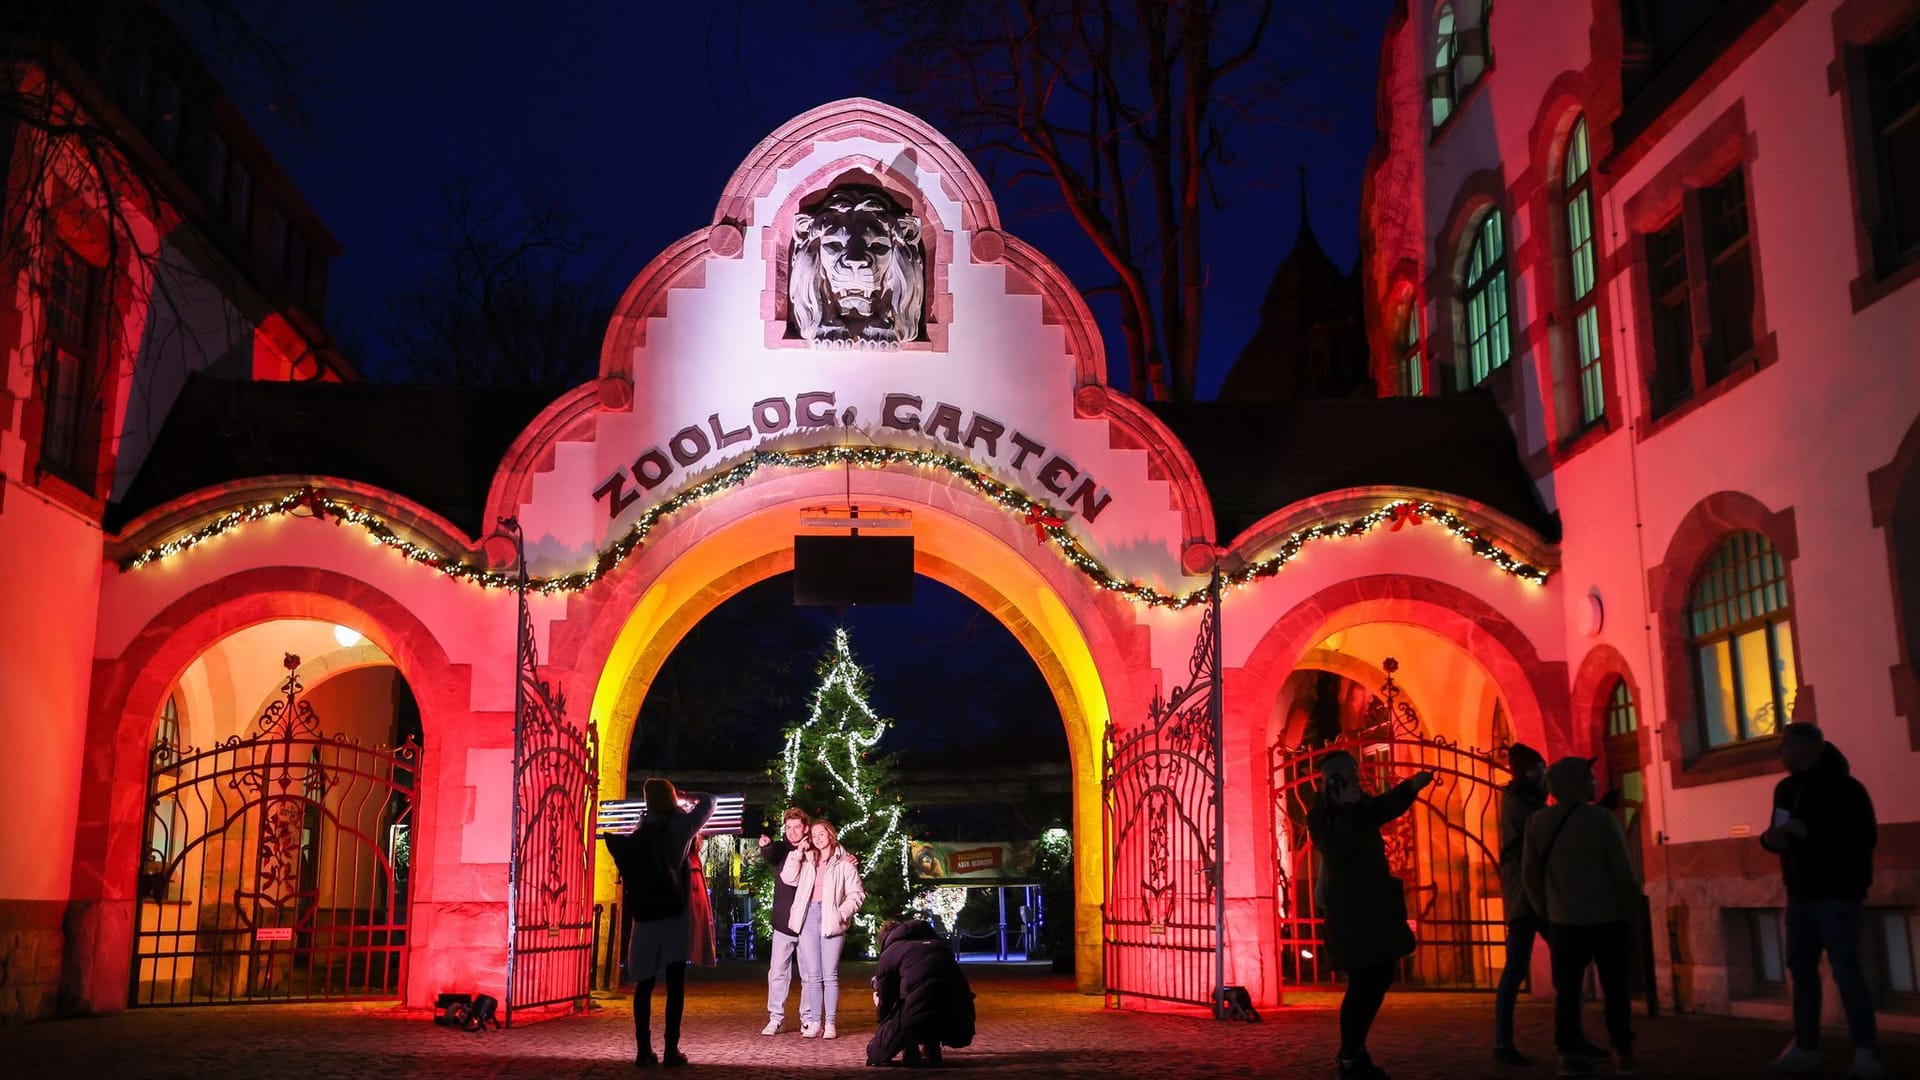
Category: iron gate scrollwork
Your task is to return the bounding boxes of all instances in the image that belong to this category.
[1102,577,1225,1012]
[1269,659,1510,990]
[132,654,420,1006]
[502,517,601,1024]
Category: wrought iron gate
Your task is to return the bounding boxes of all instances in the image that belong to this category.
[132,654,419,1006]
[1269,660,1509,990]
[502,518,600,1024]
[1102,582,1224,1011]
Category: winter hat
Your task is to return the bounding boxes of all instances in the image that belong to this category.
[1546,756,1596,804]
[1508,742,1545,775]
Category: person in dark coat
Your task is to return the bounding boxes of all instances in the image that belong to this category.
[1759,723,1882,1079]
[604,778,714,1068]
[1306,750,1434,1080]
[756,808,810,1034]
[1492,742,1550,1066]
[865,916,975,1067]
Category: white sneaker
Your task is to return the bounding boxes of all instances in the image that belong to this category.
[1850,1047,1885,1080]
[1770,1043,1824,1073]
[823,1021,837,1040]
[800,1022,820,1039]
[760,1017,783,1036]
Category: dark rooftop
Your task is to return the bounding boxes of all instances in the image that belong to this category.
[1147,395,1557,544]
[108,376,551,537]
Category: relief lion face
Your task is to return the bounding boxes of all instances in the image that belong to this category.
[789,186,926,347]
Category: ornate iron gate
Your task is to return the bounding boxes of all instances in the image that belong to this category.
[131,654,419,1006]
[502,518,600,1024]
[1101,581,1224,1011]
[1269,660,1509,990]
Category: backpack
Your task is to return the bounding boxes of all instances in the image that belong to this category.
[618,820,691,921]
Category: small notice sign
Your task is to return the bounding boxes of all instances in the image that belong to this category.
[1729,824,1752,838]
[256,927,294,942]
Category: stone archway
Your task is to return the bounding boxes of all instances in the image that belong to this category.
[66,568,473,1014]
[546,466,1152,993]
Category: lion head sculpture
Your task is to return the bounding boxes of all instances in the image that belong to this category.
[789,185,926,347]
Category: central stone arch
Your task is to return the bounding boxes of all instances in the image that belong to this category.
[546,464,1152,992]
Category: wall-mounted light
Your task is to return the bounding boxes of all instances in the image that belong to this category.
[333,625,364,649]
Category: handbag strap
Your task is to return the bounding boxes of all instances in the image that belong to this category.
[1539,804,1581,875]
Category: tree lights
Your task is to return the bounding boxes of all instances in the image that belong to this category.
[117,445,1550,603]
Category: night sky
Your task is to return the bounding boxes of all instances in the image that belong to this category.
[211,1,1392,772]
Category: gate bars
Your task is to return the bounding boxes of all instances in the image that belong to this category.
[501,518,601,1024]
[1101,573,1226,1014]
[132,654,419,1006]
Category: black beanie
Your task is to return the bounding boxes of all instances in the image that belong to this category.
[1508,742,1545,774]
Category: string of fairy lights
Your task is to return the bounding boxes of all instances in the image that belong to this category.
[116,444,1551,604]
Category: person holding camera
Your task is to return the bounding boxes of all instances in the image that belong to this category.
[1306,750,1435,1080]
[755,808,810,1035]
[604,778,714,1068]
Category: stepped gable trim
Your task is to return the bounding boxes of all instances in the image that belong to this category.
[1075,385,1215,566]
[485,382,608,530]
[1220,484,1559,574]
[108,475,485,567]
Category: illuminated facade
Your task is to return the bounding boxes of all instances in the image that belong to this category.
[1363,0,1920,1019]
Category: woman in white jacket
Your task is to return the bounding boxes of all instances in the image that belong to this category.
[780,820,867,1039]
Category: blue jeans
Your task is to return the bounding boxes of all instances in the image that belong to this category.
[796,901,846,1025]
[1786,897,1878,1052]
[1494,915,1548,1048]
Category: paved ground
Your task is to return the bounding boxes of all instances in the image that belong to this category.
[3,962,1914,1079]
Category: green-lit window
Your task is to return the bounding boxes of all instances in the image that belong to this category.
[1563,116,1604,427]
[1431,5,1459,127]
[1397,305,1424,397]
[1689,532,1797,748]
[1605,678,1637,737]
[1463,211,1510,386]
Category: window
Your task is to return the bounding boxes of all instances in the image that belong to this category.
[1638,164,1760,419]
[206,130,229,212]
[154,695,181,771]
[1701,169,1756,379]
[1884,909,1920,999]
[1431,5,1460,127]
[1737,907,1789,995]
[1396,304,1424,396]
[1605,678,1638,737]
[1462,211,1511,386]
[1646,217,1692,414]
[228,162,254,239]
[1865,16,1920,275]
[1689,531,1798,748]
[38,241,103,485]
[1563,116,1605,427]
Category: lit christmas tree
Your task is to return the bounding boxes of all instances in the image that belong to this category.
[754,627,910,954]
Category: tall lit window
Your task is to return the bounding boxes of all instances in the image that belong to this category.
[1397,304,1424,396]
[1605,678,1638,737]
[1463,211,1510,386]
[1563,116,1604,427]
[1865,15,1920,275]
[39,241,102,484]
[1689,532,1798,748]
[1431,5,1459,127]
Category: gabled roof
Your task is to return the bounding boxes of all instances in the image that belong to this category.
[108,375,550,537]
[1147,395,1557,544]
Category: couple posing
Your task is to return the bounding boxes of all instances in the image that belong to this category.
[758,807,867,1039]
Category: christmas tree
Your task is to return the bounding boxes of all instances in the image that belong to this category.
[753,627,909,954]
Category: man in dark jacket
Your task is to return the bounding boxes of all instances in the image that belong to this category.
[1306,750,1434,1080]
[866,917,975,1067]
[1492,742,1550,1066]
[1759,724,1881,1079]
[756,808,810,1035]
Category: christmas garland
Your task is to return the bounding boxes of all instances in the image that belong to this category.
[117,445,1550,604]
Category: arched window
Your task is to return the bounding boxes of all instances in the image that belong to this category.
[1605,677,1637,736]
[1600,676,1646,858]
[1463,211,1511,386]
[1431,5,1460,127]
[154,693,180,769]
[1689,532,1798,748]
[1563,116,1604,428]
[1396,303,1424,396]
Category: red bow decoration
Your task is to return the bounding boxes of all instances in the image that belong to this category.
[1024,504,1065,543]
[300,486,334,521]
[1388,503,1424,531]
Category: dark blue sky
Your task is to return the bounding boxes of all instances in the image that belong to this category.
[231,0,1391,398]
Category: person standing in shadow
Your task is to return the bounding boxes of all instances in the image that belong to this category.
[605,778,714,1068]
[1307,750,1435,1080]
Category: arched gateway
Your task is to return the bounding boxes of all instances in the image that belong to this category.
[67,99,1566,1019]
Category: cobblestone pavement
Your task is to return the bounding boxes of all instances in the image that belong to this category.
[3,963,1913,1079]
